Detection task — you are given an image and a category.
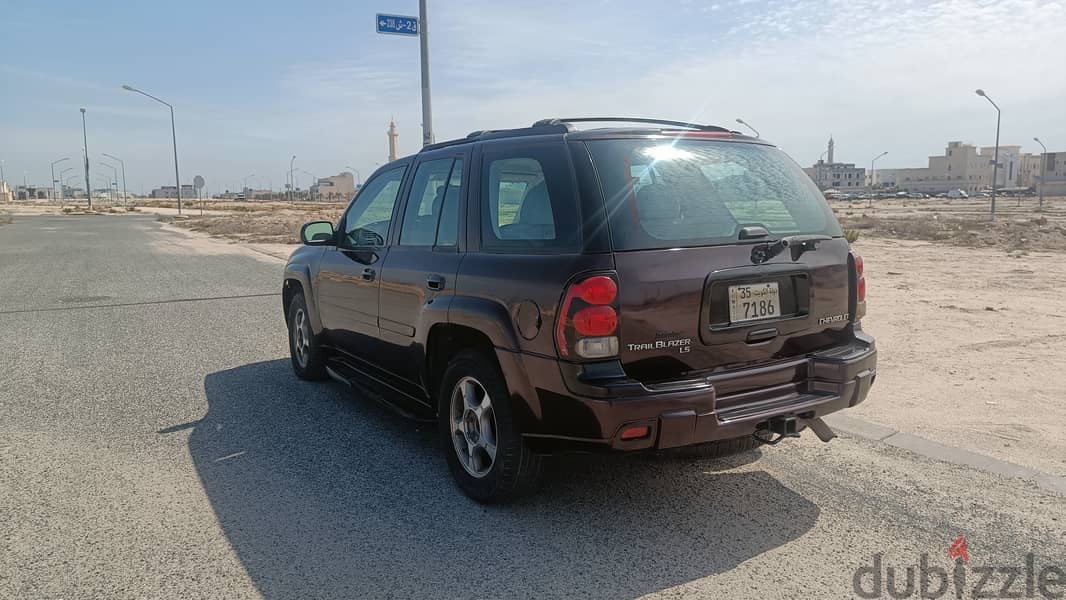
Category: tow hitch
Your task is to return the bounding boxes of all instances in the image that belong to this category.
[752,416,837,445]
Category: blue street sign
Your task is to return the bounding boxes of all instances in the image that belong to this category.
[376,14,419,36]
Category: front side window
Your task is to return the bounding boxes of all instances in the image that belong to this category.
[400,158,454,246]
[341,166,405,247]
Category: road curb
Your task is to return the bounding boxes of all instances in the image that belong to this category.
[824,414,1066,496]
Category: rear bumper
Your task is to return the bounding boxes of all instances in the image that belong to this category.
[498,332,876,452]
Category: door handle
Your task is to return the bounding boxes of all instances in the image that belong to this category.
[426,274,445,291]
[362,268,376,281]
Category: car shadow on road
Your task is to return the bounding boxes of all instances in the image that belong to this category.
[188,359,819,599]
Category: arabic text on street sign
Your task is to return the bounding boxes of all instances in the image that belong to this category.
[376,14,418,36]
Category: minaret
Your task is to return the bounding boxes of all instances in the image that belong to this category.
[387,118,398,162]
[827,135,835,164]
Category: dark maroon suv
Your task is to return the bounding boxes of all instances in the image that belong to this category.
[283,117,876,502]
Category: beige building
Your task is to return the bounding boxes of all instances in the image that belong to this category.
[311,172,356,201]
[871,142,1041,194]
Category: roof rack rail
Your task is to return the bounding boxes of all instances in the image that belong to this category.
[532,117,730,133]
[420,123,571,152]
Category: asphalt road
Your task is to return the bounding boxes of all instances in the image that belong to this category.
[1,214,1064,599]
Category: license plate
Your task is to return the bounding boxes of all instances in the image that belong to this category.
[728,282,780,323]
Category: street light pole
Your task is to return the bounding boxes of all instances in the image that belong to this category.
[80,108,92,210]
[345,165,362,187]
[975,89,1001,221]
[50,157,70,203]
[418,0,434,146]
[289,155,296,203]
[100,162,118,204]
[59,167,73,200]
[1034,137,1047,210]
[242,173,255,198]
[735,118,760,138]
[869,151,887,206]
[299,169,317,201]
[102,153,127,205]
[123,84,181,214]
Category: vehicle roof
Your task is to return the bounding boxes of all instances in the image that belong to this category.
[380,118,775,175]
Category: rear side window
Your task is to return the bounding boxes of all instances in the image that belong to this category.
[586,139,841,250]
[480,144,579,252]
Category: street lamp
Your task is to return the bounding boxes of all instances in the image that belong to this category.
[1033,137,1048,210]
[299,169,317,201]
[735,118,760,138]
[123,84,182,214]
[869,151,887,206]
[50,157,70,203]
[289,155,296,203]
[99,162,118,204]
[345,165,362,187]
[102,153,127,205]
[242,173,255,199]
[80,108,92,210]
[975,89,1001,220]
[59,167,74,200]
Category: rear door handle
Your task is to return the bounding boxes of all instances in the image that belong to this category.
[361,268,376,281]
[426,274,445,291]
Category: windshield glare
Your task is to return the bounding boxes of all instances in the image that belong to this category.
[587,139,842,250]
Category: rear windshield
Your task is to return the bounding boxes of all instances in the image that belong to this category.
[585,138,841,251]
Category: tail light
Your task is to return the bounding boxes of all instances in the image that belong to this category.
[852,252,867,321]
[854,254,866,302]
[556,274,620,359]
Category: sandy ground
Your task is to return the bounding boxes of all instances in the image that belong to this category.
[852,236,1066,476]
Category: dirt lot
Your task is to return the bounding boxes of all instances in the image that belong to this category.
[151,200,346,244]
[834,195,1066,252]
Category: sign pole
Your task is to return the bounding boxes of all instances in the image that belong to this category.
[418,0,434,146]
[376,10,432,146]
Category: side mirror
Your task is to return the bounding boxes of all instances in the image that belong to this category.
[300,221,336,245]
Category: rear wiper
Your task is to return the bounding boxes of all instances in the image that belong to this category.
[750,235,831,264]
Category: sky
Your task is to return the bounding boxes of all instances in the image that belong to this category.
[2,0,1065,194]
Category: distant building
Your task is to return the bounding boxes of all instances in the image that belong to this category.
[803,136,867,190]
[150,184,196,199]
[872,141,1039,194]
[311,172,356,201]
[15,185,53,200]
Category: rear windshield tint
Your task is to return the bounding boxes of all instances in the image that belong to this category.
[585,139,841,250]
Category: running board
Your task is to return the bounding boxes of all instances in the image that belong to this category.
[325,360,435,423]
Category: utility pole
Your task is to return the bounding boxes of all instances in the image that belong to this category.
[419,0,434,146]
[81,108,92,210]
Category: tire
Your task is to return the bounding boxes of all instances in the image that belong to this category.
[287,291,328,381]
[438,350,543,503]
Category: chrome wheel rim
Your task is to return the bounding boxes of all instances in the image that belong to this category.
[292,307,310,368]
[449,376,498,478]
